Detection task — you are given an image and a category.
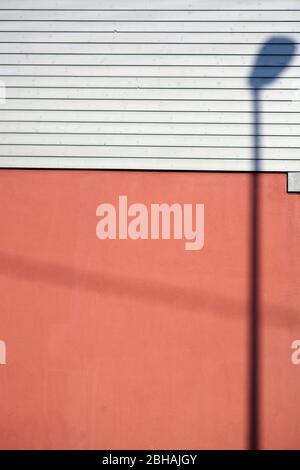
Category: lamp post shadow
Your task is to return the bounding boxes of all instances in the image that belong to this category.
[248,36,296,450]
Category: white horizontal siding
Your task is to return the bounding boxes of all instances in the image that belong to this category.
[0,122,299,135]
[2,11,300,21]
[1,134,300,147]
[0,43,296,54]
[0,146,299,159]
[2,21,300,32]
[0,0,299,171]
[1,110,300,124]
[1,55,300,66]
[2,99,300,113]
[1,157,299,172]
[1,76,296,88]
[5,0,300,10]
[3,88,297,100]
[0,32,299,43]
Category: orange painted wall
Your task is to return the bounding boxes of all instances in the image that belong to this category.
[0,170,299,449]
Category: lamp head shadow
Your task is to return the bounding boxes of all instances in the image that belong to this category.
[249,36,296,90]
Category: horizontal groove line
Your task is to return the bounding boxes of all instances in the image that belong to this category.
[3,98,296,102]
[0,109,298,113]
[4,87,297,90]
[0,120,293,125]
[3,64,300,67]
[0,144,299,148]
[1,53,299,56]
[0,156,298,162]
[0,9,300,11]
[0,132,297,137]
[2,20,300,22]
[1,42,299,45]
[0,75,298,79]
[1,31,300,33]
